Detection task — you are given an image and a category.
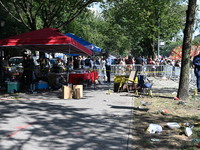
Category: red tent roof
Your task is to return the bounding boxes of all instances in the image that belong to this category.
[0,28,92,56]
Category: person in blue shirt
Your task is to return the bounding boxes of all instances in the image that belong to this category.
[193,53,200,92]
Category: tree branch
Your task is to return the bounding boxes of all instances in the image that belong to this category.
[12,0,32,30]
[17,1,35,29]
[0,1,22,22]
[57,0,98,29]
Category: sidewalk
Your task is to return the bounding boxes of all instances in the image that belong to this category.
[0,84,134,150]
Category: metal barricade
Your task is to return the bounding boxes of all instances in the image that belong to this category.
[110,64,195,84]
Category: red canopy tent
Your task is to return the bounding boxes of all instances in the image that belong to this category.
[0,28,92,56]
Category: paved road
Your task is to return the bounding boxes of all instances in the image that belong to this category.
[0,85,134,150]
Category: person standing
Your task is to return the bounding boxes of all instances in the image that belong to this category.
[57,58,65,73]
[105,53,112,83]
[193,53,200,92]
[126,55,133,72]
[100,56,107,82]
[73,56,80,69]
[84,56,91,69]
[22,55,36,92]
[135,55,144,72]
[80,56,85,69]
[44,58,51,74]
[119,58,126,75]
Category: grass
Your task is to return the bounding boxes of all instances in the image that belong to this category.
[132,92,200,150]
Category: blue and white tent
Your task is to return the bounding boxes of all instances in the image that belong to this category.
[65,33,101,53]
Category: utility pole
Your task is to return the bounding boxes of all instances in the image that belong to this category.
[157,0,160,58]
[157,38,160,58]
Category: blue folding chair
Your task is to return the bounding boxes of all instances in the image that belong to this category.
[138,74,153,95]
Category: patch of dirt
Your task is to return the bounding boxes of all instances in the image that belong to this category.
[131,77,200,150]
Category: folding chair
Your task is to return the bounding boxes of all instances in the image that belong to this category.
[138,74,153,95]
[118,70,138,93]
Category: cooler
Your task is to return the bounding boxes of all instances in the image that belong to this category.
[35,82,49,90]
[7,81,20,93]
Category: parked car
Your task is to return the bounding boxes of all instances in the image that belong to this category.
[9,56,23,66]
[8,56,23,73]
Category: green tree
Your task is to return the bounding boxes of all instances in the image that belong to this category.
[65,9,131,56]
[64,10,108,53]
[103,0,187,58]
[0,0,101,31]
[192,36,200,45]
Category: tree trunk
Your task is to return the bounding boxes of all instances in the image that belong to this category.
[177,0,197,100]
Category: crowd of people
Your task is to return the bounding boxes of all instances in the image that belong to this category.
[2,51,191,92]
[113,55,183,67]
[110,55,185,76]
[1,52,113,92]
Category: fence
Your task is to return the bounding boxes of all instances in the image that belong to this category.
[94,64,196,86]
[109,64,196,87]
[110,64,181,77]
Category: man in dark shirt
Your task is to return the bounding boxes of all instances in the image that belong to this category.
[135,55,144,72]
[193,53,200,92]
[73,56,79,69]
[85,56,91,68]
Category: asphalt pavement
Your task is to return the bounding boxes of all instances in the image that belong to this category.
[0,83,134,150]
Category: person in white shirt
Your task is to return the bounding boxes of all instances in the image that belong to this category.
[90,58,94,69]
[100,56,107,82]
[119,58,126,75]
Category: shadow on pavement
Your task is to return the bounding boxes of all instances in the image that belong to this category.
[0,92,132,150]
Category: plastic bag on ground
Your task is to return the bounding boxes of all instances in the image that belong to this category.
[147,124,162,134]
[185,127,192,136]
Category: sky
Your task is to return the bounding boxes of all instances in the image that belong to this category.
[91,2,101,12]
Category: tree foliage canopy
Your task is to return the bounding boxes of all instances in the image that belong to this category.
[0,0,101,30]
[1,0,198,58]
[102,0,187,58]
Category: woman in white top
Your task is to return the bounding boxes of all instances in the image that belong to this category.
[119,58,126,75]
[100,56,107,81]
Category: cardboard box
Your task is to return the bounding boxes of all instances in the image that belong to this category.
[73,85,83,99]
[62,86,72,99]
[74,88,81,99]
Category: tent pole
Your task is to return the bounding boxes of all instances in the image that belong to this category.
[66,45,70,84]
[0,47,4,88]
